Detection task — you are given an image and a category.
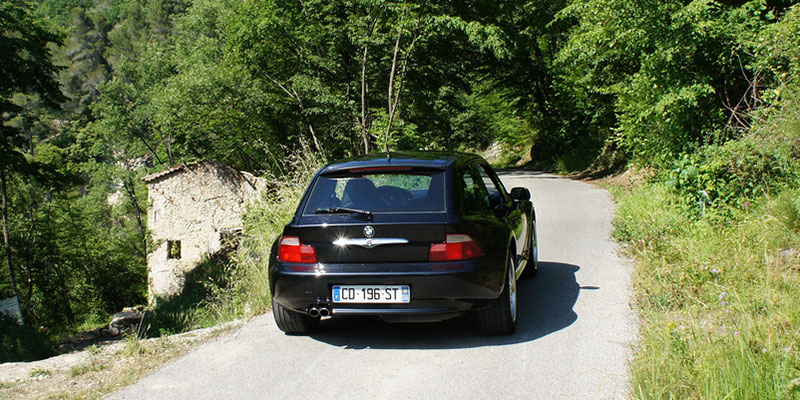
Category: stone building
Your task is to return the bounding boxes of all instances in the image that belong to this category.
[142,161,267,301]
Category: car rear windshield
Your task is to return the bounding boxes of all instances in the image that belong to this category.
[303,169,445,214]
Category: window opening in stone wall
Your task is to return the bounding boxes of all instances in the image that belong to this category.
[167,240,182,259]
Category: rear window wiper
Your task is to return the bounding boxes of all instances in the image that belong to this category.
[315,207,373,220]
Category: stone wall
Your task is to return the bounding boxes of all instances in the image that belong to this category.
[143,162,267,300]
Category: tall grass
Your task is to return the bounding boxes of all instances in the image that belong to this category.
[217,152,322,319]
[613,183,800,399]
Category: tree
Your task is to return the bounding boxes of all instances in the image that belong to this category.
[0,1,64,312]
[553,0,789,165]
[228,0,511,157]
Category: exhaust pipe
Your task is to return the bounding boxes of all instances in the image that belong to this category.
[308,298,332,318]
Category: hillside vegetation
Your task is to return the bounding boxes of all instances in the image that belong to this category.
[2,1,800,396]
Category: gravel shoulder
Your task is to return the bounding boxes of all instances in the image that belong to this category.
[0,321,242,399]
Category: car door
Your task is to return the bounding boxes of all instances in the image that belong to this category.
[476,163,527,272]
[455,163,510,276]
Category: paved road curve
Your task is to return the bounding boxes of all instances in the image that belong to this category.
[110,171,637,400]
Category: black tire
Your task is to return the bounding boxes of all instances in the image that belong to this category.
[477,257,518,335]
[521,219,539,279]
[272,301,320,334]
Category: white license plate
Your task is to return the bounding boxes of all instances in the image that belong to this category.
[332,285,410,303]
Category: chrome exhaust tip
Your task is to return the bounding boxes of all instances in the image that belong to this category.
[308,307,320,318]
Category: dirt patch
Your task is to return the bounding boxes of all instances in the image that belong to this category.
[589,167,652,187]
[0,319,243,400]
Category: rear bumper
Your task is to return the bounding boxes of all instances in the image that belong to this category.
[333,306,468,323]
[270,260,503,321]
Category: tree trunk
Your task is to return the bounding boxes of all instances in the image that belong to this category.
[290,88,323,154]
[128,119,162,165]
[165,132,174,165]
[123,174,148,260]
[360,44,371,154]
[358,8,384,155]
[385,31,402,152]
[264,74,323,154]
[22,209,35,305]
[385,20,421,150]
[0,164,21,304]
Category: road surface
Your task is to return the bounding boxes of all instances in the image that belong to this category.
[110,171,638,400]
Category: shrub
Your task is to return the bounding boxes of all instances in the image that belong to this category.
[0,315,55,362]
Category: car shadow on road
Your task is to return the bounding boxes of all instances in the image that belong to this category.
[308,261,580,349]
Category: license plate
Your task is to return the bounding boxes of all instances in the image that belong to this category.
[332,285,410,303]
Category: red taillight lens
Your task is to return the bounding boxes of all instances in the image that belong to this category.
[278,236,317,263]
[429,234,482,262]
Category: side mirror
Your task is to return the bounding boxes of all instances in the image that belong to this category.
[510,187,530,202]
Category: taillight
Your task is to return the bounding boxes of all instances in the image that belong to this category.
[429,234,482,261]
[278,236,317,263]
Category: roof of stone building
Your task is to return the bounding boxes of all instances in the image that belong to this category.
[141,161,270,191]
[141,164,189,183]
[142,161,240,184]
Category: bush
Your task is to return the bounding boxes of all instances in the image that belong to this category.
[667,139,798,211]
[0,315,55,362]
[666,81,800,213]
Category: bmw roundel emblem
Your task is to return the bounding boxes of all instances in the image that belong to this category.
[363,225,375,238]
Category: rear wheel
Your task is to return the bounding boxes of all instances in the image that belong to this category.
[477,256,517,334]
[272,301,320,334]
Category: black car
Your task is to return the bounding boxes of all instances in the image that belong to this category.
[269,151,537,334]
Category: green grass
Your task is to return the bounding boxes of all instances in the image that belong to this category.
[68,362,105,377]
[29,368,52,378]
[612,182,800,399]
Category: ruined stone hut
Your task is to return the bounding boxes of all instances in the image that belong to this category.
[142,161,267,301]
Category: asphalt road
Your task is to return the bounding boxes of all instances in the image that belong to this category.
[109,171,638,400]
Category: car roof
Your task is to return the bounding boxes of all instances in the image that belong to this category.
[318,151,485,174]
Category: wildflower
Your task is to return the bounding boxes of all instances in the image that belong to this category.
[667,322,677,330]
[719,291,727,301]
[744,201,751,208]
[734,331,739,337]
[710,268,720,275]
[721,301,729,306]
[761,348,767,353]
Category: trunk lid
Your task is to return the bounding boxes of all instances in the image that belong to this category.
[293,213,447,263]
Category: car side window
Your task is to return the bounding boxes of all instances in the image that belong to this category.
[461,165,491,214]
[477,164,507,208]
